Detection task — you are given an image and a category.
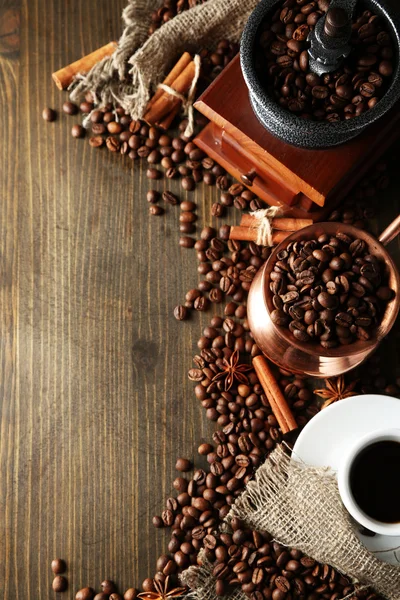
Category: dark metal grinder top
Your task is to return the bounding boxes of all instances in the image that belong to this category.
[308,0,358,74]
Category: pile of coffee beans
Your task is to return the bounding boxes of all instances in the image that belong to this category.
[270,233,393,347]
[256,0,394,121]
[143,318,318,595]
[204,518,384,599]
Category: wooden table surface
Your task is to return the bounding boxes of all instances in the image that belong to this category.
[0,1,399,598]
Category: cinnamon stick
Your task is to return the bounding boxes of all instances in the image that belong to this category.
[144,61,196,125]
[229,226,290,245]
[252,355,298,434]
[156,103,181,130]
[147,52,192,112]
[52,41,118,90]
[240,215,313,231]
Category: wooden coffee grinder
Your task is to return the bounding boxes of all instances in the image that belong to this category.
[193,0,400,222]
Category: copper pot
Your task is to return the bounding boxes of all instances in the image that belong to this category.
[247,217,400,378]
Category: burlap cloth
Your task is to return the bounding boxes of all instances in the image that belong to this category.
[69,0,258,118]
[181,445,400,600]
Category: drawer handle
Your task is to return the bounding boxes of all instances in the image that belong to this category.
[240,168,257,187]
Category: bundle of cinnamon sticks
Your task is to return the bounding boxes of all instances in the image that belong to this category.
[52,47,198,131]
[229,214,313,246]
[143,52,198,129]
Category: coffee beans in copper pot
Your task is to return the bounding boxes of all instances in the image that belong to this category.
[269,234,393,347]
[255,2,394,122]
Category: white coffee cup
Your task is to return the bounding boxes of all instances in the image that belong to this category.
[338,428,400,536]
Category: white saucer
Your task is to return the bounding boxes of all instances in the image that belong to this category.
[292,394,400,566]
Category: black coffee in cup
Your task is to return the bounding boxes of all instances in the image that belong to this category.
[349,441,400,523]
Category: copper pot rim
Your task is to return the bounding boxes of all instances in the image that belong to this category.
[262,222,400,360]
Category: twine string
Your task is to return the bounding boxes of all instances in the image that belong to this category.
[156,54,201,137]
[249,206,282,246]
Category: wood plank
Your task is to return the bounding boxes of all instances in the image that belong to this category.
[0,0,214,596]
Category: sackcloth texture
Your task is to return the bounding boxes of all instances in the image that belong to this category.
[181,445,400,600]
[69,0,258,118]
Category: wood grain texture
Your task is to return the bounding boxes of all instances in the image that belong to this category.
[0,1,399,599]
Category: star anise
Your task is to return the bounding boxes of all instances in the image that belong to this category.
[137,576,187,600]
[211,349,252,391]
[314,375,358,409]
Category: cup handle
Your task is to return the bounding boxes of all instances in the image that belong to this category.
[378,214,400,246]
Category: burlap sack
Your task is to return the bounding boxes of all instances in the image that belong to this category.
[70,0,258,118]
[182,445,400,600]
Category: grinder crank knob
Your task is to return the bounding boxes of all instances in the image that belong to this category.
[308,0,358,75]
[324,7,349,38]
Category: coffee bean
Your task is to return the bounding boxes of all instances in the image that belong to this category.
[179,236,195,248]
[377,286,393,301]
[194,296,209,311]
[181,176,195,191]
[147,149,161,164]
[198,443,213,455]
[92,122,107,135]
[180,223,195,234]
[106,137,120,152]
[211,203,225,217]
[51,558,66,574]
[152,515,164,528]
[101,581,117,594]
[71,124,85,138]
[174,305,188,321]
[76,588,96,600]
[123,590,138,600]
[62,101,78,115]
[176,457,191,472]
[180,211,196,223]
[149,205,164,216]
[89,136,104,148]
[52,576,68,592]
[146,168,162,180]
[79,101,93,114]
[42,107,56,122]
[271,310,289,326]
[163,191,179,205]
[147,190,160,204]
[106,121,121,135]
